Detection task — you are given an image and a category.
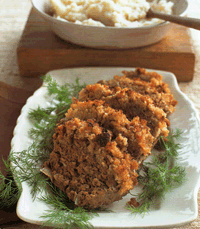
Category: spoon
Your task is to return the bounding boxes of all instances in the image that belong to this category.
[147,8,200,30]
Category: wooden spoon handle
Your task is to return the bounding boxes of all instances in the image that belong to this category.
[147,9,200,30]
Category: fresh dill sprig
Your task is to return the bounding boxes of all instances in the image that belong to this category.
[127,129,186,215]
[0,158,22,209]
[40,182,97,229]
[160,129,182,157]
[42,75,86,103]
[28,76,86,151]
[9,144,50,199]
[41,209,95,229]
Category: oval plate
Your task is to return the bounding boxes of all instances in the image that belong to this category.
[11,67,200,228]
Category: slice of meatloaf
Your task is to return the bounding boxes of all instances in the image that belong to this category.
[43,118,138,209]
[64,100,154,163]
[98,68,177,115]
[78,84,169,142]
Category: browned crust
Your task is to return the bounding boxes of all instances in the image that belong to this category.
[44,118,138,209]
[98,67,177,115]
[78,84,169,141]
[65,100,154,162]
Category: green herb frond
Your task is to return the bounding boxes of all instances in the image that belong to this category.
[28,106,55,123]
[0,157,22,209]
[40,182,97,229]
[9,142,53,199]
[28,76,85,150]
[40,182,76,210]
[41,209,94,229]
[127,130,186,215]
[42,75,86,102]
[159,129,182,158]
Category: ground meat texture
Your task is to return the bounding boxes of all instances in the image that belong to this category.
[98,68,177,115]
[64,100,154,163]
[43,118,138,209]
[78,84,169,142]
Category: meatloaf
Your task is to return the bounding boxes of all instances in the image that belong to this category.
[43,118,139,209]
[98,67,177,115]
[42,67,178,210]
[64,100,154,162]
[78,84,169,142]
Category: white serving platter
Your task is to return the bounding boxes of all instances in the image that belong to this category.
[11,67,200,228]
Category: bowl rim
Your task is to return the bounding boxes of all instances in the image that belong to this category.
[31,0,189,31]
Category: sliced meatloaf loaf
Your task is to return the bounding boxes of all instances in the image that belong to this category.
[98,68,177,115]
[42,67,178,210]
[43,118,138,209]
[78,84,169,142]
[64,100,154,163]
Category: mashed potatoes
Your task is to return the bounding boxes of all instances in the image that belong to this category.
[50,0,174,27]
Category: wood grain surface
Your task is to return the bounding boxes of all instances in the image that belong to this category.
[17,8,195,81]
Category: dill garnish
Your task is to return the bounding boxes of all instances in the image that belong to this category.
[40,182,97,229]
[127,129,186,214]
[28,76,86,151]
[9,145,50,199]
[0,158,22,209]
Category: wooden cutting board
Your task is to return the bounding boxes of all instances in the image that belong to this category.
[17,8,195,81]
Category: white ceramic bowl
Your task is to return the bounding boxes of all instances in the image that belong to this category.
[31,0,188,49]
